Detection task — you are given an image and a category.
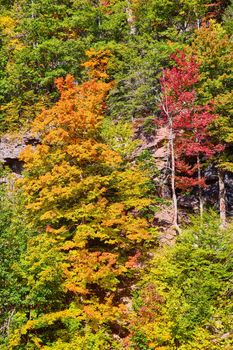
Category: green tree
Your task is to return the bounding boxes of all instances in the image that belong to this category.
[130,213,233,349]
[132,0,214,40]
[1,0,92,128]
[223,0,233,34]
[0,170,32,348]
[192,21,232,103]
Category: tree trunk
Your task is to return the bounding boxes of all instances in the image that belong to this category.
[126,1,136,35]
[168,115,179,233]
[218,168,226,228]
[161,71,180,233]
[197,154,203,219]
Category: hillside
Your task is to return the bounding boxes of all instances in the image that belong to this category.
[0,1,232,349]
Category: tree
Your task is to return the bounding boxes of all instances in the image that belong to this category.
[223,0,233,34]
[132,0,216,39]
[0,168,32,348]
[130,212,233,349]
[8,51,155,349]
[160,51,222,227]
[192,20,233,226]
[0,0,142,129]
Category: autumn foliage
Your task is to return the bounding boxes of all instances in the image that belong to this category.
[11,50,154,348]
[0,2,232,349]
[160,51,223,191]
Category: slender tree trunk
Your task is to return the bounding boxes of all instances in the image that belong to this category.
[168,115,179,233]
[96,1,102,35]
[161,71,180,233]
[218,168,226,228]
[126,1,136,35]
[197,154,203,219]
[31,0,34,18]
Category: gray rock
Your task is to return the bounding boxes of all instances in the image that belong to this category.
[0,133,39,174]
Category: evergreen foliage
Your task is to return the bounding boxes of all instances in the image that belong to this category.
[0,171,33,348]
[131,213,233,349]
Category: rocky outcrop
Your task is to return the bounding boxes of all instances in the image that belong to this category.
[134,125,169,170]
[0,133,39,174]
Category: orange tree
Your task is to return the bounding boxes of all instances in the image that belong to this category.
[8,51,155,349]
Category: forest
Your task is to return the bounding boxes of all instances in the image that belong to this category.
[0,0,232,349]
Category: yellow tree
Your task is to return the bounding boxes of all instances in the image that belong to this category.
[9,50,154,349]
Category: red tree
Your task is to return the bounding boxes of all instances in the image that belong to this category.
[160,51,223,225]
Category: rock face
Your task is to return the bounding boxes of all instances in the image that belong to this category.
[152,127,169,170]
[135,125,169,170]
[0,133,39,174]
